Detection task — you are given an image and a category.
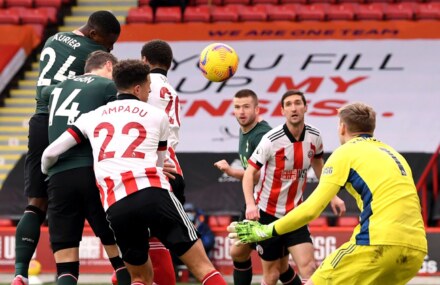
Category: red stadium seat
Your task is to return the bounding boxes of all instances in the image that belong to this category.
[355,3,384,20]
[18,8,49,26]
[336,216,359,227]
[211,5,240,22]
[5,0,33,8]
[309,0,336,5]
[309,216,328,227]
[0,8,20,24]
[266,4,296,21]
[184,6,211,22]
[194,0,223,6]
[37,6,57,23]
[239,4,267,21]
[208,215,232,229]
[280,0,306,5]
[414,3,439,20]
[384,3,414,20]
[34,0,61,8]
[327,3,356,20]
[155,7,182,23]
[296,3,327,21]
[126,7,154,23]
[223,0,250,6]
[338,0,364,5]
[0,218,14,227]
[364,0,393,4]
[252,0,279,5]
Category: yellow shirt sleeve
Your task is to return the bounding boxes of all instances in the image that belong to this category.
[274,181,341,235]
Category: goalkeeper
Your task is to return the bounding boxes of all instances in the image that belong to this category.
[229,102,427,285]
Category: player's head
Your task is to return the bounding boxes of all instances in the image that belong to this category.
[82,10,120,52]
[84,50,118,79]
[337,102,376,144]
[113,59,151,102]
[140,40,173,71]
[281,90,307,126]
[233,89,260,129]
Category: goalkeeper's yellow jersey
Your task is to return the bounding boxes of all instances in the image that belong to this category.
[321,135,427,252]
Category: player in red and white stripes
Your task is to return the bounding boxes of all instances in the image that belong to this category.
[140,39,185,285]
[41,60,227,285]
[243,90,346,285]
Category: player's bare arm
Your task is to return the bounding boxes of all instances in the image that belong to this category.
[41,131,79,174]
[214,159,245,180]
[243,164,260,220]
[311,157,346,216]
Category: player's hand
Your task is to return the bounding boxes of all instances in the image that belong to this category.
[330,196,346,217]
[214,160,230,174]
[227,220,274,244]
[163,162,176,180]
[245,204,260,221]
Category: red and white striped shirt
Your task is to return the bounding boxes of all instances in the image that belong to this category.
[69,94,171,210]
[249,123,323,218]
[149,71,183,176]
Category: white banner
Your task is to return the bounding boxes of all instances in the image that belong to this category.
[113,40,440,153]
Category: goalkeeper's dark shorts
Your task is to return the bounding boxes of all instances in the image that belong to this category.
[256,209,312,261]
[106,187,200,266]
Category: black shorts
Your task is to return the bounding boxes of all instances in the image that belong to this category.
[169,173,186,204]
[106,188,200,265]
[47,167,115,249]
[24,113,49,198]
[256,210,312,261]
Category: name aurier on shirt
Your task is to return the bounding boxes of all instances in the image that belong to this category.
[53,34,81,49]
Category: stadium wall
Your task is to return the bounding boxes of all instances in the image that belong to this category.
[0,227,439,276]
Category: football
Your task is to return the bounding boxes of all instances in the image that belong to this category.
[28,259,41,276]
[199,43,239,82]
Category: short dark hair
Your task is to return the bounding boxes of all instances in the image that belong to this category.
[234,89,258,105]
[281,89,306,107]
[338,102,376,134]
[141,40,173,70]
[84,50,118,73]
[87,10,120,36]
[112,60,150,90]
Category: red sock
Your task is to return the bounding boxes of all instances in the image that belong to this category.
[149,238,176,285]
[202,270,227,285]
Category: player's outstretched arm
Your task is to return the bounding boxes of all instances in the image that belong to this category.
[228,181,341,244]
[274,181,340,235]
[41,131,79,174]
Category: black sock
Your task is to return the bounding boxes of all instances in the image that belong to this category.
[233,259,253,285]
[56,261,79,285]
[109,256,130,285]
[279,265,301,285]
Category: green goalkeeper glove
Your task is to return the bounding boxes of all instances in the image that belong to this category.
[227,220,276,244]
